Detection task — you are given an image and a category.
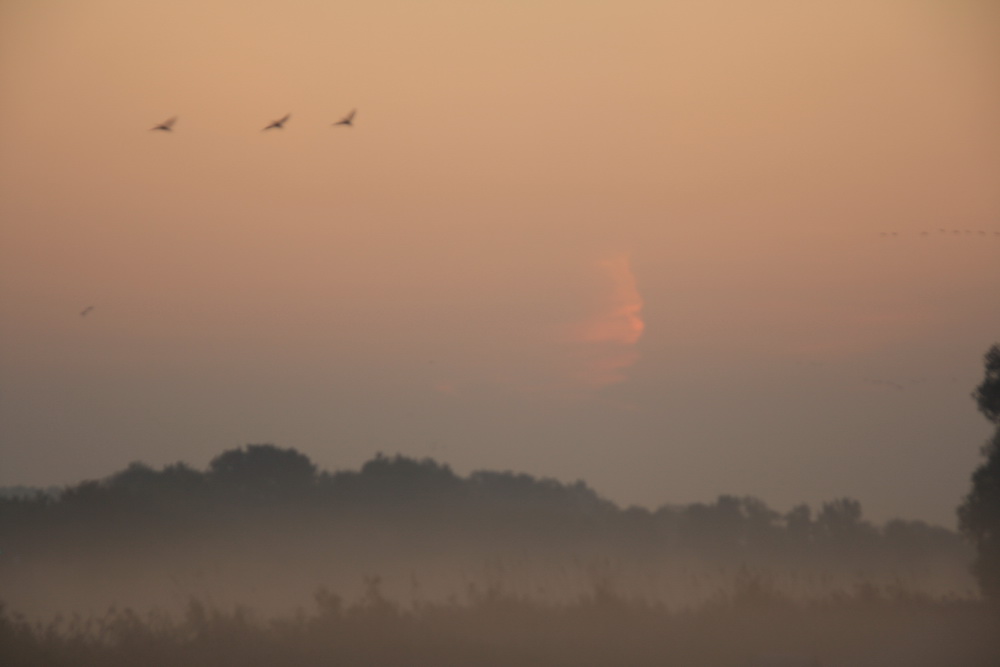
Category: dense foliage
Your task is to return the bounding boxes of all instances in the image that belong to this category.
[0,446,965,570]
[1,445,971,624]
[959,343,1000,603]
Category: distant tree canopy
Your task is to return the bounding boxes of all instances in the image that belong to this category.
[209,444,318,498]
[959,343,1000,603]
[0,443,968,575]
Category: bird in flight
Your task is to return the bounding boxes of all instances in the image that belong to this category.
[263,114,291,130]
[151,117,177,131]
[80,306,94,317]
[332,109,356,127]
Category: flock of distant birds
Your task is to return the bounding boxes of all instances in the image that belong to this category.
[80,109,358,317]
[879,229,1000,238]
[73,110,993,320]
[150,109,356,132]
[76,111,358,319]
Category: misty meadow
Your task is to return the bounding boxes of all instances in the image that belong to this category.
[3,438,999,666]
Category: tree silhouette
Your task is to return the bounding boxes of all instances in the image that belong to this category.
[972,344,1000,424]
[958,344,1000,603]
[784,504,813,544]
[0,444,972,600]
[341,453,465,514]
[208,444,317,503]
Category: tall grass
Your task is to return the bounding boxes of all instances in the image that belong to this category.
[2,573,997,667]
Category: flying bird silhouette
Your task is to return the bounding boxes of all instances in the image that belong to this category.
[263,114,291,130]
[151,117,176,131]
[332,109,356,127]
[80,306,94,317]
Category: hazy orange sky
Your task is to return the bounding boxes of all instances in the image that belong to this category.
[1,0,998,526]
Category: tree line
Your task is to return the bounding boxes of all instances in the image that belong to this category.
[0,444,967,575]
[3,342,998,609]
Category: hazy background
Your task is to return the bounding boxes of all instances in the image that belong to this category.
[1,0,998,527]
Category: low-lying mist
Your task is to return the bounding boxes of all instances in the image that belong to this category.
[3,445,995,665]
[0,445,976,622]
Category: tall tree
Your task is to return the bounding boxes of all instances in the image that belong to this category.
[972,344,1000,424]
[958,344,1000,603]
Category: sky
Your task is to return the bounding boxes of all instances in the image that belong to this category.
[1,0,998,527]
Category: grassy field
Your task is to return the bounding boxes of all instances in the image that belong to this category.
[3,575,996,667]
